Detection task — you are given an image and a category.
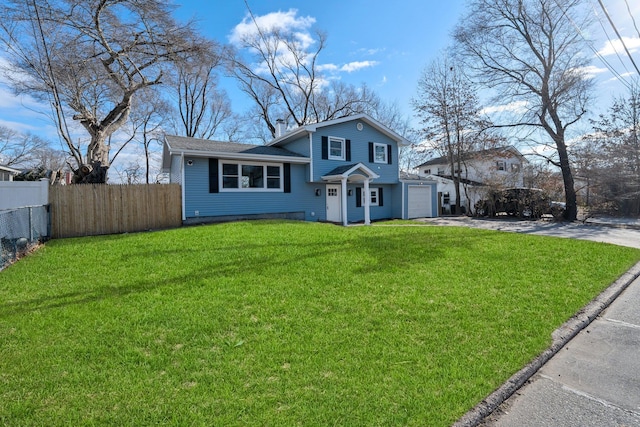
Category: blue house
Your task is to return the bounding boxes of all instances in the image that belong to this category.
[161,114,438,225]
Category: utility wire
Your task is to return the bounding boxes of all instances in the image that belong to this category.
[623,0,640,40]
[597,0,640,78]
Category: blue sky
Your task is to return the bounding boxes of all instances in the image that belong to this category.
[1,0,639,169]
[173,0,468,120]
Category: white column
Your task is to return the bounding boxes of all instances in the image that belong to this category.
[364,179,371,225]
[341,178,348,226]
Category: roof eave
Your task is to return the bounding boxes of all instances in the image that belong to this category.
[166,148,310,164]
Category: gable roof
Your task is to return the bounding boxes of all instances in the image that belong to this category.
[162,135,310,171]
[321,163,380,181]
[0,165,20,174]
[268,113,411,147]
[416,146,527,169]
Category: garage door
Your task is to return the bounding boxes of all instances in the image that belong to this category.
[408,185,432,218]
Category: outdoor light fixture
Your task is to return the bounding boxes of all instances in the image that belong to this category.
[348,189,353,196]
[187,160,193,166]
[315,188,321,196]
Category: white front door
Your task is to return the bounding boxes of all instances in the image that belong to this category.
[326,184,342,222]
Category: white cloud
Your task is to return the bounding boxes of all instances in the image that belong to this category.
[597,36,640,57]
[576,65,609,78]
[229,9,316,47]
[317,63,339,72]
[481,101,528,115]
[340,61,379,73]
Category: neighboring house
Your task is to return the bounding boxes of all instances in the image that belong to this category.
[162,114,438,225]
[416,146,529,213]
[0,165,20,182]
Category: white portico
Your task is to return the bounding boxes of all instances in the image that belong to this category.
[322,163,380,226]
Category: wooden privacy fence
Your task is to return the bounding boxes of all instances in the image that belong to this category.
[50,184,182,238]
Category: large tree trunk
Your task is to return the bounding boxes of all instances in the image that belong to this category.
[73,133,110,184]
[557,142,578,221]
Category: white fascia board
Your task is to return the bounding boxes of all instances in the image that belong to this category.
[168,149,310,164]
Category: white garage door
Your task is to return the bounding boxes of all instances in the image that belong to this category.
[408,185,432,218]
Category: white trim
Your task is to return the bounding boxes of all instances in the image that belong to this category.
[321,162,380,181]
[361,187,380,207]
[180,153,186,221]
[373,142,388,164]
[219,160,284,192]
[328,136,345,161]
[167,149,309,165]
[308,132,314,182]
[341,178,348,226]
[402,182,406,219]
[268,113,411,147]
[363,179,371,225]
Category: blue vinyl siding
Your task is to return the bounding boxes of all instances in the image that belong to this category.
[302,121,399,183]
[183,157,323,221]
[346,183,394,223]
[281,134,311,157]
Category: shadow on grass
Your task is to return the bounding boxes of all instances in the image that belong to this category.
[0,224,491,318]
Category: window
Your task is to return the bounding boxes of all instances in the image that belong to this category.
[329,137,345,160]
[373,143,387,163]
[496,161,506,171]
[220,161,283,191]
[222,163,239,189]
[437,167,445,175]
[361,188,380,206]
[424,169,431,174]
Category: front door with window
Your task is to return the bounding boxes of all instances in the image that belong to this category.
[326,184,342,222]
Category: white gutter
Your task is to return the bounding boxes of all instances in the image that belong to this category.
[168,149,310,165]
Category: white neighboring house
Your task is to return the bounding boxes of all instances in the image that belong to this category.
[415,146,529,214]
[0,165,20,182]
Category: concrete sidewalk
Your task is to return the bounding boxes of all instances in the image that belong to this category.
[477,269,640,426]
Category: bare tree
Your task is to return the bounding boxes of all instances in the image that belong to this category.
[226,12,378,138]
[0,126,50,167]
[0,0,202,183]
[577,81,640,215]
[413,54,491,214]
[170,44,237,140]
[454,0,593,220]
[125,88,170,183]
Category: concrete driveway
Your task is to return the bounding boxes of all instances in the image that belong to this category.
[417,216,640,249]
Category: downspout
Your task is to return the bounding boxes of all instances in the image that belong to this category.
[180,152,186,221]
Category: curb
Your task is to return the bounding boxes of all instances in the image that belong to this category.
[453,261,640,427]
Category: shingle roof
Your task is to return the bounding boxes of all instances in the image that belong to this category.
[416,146,525,168]
[165,135,306,158]
[324,164,360,176]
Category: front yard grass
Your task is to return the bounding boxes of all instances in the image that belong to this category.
[1,220,639,426]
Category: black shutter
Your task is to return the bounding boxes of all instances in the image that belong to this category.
[368,142,374,163]
[378,187,384,206]
[283,163,291,193]
[209,158,219,193]
[322,136,328,160]
[345,139,351,161]
[356,187,362,207]
[387,145,392,165]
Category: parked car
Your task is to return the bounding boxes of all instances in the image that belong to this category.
[475,188,563,219]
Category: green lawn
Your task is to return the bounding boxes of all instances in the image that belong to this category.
[1,220,639,426]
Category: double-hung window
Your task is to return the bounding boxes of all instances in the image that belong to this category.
[373,143,388,164]
[221,161,283,191]
[361,188,380,206]
[328,137,345,160]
